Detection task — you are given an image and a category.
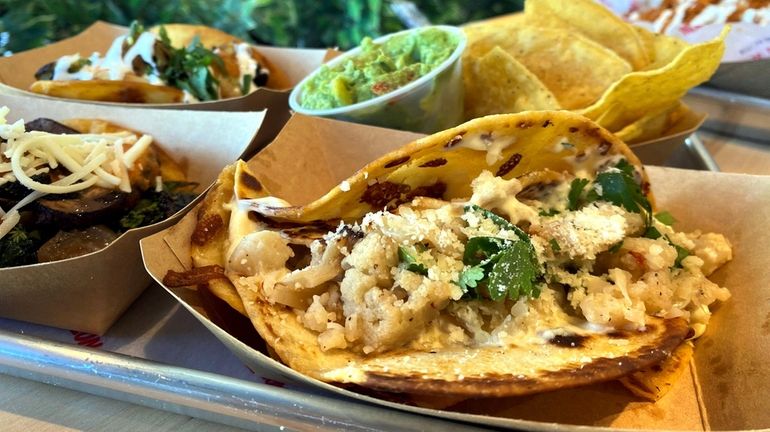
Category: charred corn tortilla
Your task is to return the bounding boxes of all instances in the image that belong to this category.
[184,111,731,399]
[149,23,242,48]
[248,111,651,223]
[30,80,184,104]
[61,118,188,183]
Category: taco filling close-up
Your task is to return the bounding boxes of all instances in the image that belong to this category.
[168,111,732,400]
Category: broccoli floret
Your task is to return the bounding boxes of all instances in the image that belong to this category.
[0,226,40,267]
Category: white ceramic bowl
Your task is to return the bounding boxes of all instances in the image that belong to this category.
[289,25,467,134]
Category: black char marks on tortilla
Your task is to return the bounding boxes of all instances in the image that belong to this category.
[598,140,613,155]
[355,318,689,398]
[239,170,263,192]
[495,153,522,177]
[548,333,590,348]
[444,132,465,148]
[360,180,447,210]
[384,156,411,168]
[360,181,411,209]
[192,213,225,246]
[249,211,337,242]
[420,158,448,168]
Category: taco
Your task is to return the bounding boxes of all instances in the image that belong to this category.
[169,111,731,398]
[0,108,196,267]
[29,22,278,103]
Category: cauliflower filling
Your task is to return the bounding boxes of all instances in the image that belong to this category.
[227,167,732,354]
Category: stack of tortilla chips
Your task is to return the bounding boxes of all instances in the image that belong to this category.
[462,0,726,144]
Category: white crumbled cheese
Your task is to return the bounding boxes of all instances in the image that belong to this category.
[539,202,629,260]
[339,180,351,192]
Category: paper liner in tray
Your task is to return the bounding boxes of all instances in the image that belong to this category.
[0,92,264,335]
[142,113,770,431]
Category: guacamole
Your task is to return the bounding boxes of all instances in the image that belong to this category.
[300,28,459,110]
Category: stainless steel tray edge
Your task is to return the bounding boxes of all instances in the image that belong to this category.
[685,134,720,172]
[686,87,770,145]
[0,330,493,432]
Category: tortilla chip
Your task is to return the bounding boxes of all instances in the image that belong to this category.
[578,28,726,132]
[463,46,560,119]
[524,0,649,70]
[467,25,631,110]
[250,111,651,223]
[620,341,694,401]
[614,102,681,144]
[642,28,691,71]
[29,80,184,104]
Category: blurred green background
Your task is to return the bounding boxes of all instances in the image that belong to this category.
[0,0,523,55]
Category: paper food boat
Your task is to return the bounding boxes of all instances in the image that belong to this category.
[0,21,336,153]
[142,113,770,431]
[0,92,264,334]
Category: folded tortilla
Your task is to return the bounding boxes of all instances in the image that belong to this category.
[186,111,730,398]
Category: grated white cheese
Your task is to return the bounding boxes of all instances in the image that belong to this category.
[0,107,153,240]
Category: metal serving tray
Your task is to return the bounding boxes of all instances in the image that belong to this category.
[0,88,751,431]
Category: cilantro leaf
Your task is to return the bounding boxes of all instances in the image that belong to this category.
[644,225,662,239]
[590,170,643,213]
[673,243,690,268]
[487,241,540,301]
[569,159,653,229]
[455,205,544,301]
[608,241,623,254]
[463,236,514,266]
[464,204,529,243]
[654,211,677,226]
[456,265,485,293]
[568,178,590,211]
[549,238,561,252]
[156,29,225,101]
[398,246,429,276]
[539,208,559,216]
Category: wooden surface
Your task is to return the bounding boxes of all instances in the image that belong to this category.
[0,131,768,432]
[701,132,770,175]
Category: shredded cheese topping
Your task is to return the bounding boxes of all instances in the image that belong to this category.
[0,107,153,240]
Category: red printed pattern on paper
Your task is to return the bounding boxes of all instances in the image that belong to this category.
[70,330,103,348]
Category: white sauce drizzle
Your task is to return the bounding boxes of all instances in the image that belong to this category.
[51,32,161,83]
